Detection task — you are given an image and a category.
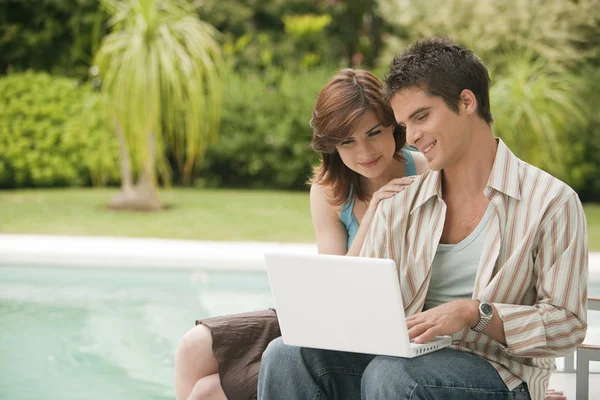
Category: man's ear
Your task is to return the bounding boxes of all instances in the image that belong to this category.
[459,89,477,116]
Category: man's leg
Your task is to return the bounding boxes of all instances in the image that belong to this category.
[361,348,530,400]
[258,337,375,400]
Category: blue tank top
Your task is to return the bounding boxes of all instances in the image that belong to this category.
[339,149,417,250]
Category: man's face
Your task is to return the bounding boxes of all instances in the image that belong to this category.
[390,87,468,171]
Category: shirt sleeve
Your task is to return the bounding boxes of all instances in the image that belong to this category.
[494,193,588,357]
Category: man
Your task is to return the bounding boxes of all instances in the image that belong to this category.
[257,37,588,400]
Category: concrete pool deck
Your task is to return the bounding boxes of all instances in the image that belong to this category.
[1,233,600,282]
[0,234,315,270]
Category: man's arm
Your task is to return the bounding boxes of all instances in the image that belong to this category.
[492,193,588,357]
[407,193,588,355]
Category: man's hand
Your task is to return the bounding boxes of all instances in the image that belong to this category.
[406,299,480,344]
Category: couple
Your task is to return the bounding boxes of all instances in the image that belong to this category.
[175,37,587,400]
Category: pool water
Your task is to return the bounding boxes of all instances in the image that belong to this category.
[0,265,598,400]
[0,265,274,400]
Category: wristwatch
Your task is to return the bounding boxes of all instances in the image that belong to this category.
[472,301,493,332]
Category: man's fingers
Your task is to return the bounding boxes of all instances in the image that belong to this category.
[414,327,439,344]
[405,312,424,327]
[407,321,433,340]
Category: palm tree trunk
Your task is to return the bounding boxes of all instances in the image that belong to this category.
[108,120,138,210]
[134,130,162,210]
[108,124,162,211]
[115,120,134,191]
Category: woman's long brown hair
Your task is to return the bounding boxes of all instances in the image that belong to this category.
[308,69,406,205]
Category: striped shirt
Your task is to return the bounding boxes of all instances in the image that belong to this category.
[360,139,588,400]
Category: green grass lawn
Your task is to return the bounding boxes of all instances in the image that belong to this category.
[1,188,599,250]
[0,188,315,243]
[585,203,600,252]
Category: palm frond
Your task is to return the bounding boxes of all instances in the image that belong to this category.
[94,0,224,186]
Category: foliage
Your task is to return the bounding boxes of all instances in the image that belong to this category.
[0,0,108,80]
[198,67,336,190]
[94,0,225,187]
[283,14,333,68]
[196,0,385,70]
[490,56,588,185]
[377,0,600,71]
[565,65,600,202]
[0,72,119,188]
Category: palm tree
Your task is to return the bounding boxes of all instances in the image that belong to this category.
[94,0,224,211]
[490,56,588,181]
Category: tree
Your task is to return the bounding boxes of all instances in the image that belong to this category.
[377,0,600,71]
[0,0,107,80]
[94,0,224,210]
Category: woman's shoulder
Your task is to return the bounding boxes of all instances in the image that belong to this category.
[310,184,345,214]
[406,150,429,175]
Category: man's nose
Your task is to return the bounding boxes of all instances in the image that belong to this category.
[406,126,422,147]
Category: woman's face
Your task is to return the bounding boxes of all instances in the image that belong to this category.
[335,110,396,179]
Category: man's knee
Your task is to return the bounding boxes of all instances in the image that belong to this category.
[261,337,301,371]
[362,356,415,398]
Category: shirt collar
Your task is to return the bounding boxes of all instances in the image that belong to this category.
[411,138,521,214]
[484,138,521,200]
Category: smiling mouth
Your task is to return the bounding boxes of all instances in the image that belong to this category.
[422,141,437,154]
[358,156,381,168]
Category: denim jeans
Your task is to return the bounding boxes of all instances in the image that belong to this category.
[258,337,530,400]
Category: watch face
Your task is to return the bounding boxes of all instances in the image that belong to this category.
[481,303,493,316]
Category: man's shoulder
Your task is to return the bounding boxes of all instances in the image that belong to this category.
[517,158,577,200]
[381,169,436,212]
[514,158,584,226]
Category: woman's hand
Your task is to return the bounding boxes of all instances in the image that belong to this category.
[369,176,415,208]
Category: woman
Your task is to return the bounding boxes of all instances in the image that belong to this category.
[174,68,426,400]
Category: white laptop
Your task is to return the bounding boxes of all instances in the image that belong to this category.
[264,252,452,358]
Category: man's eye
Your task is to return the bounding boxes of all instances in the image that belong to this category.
[417,114,428,121]
[368,130,381,137]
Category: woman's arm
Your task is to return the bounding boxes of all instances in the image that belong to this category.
[309,184,348,255]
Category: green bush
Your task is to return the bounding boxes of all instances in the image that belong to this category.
[0,71,119,188]
[198,67,336,189]
[490,57,589,187]
[0,0,108,80]
[566,65,600,202]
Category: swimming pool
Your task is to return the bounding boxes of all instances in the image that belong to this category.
[1,263,599,400]
[0,265,274,400]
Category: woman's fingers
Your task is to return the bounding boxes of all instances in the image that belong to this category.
[388,177,416,185]
[371,177,417,203]
[379,184,408,193]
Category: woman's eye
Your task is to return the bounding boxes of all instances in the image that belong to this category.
[417,114,428,121]
[368,130,381,137]
[340,140,354,146]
